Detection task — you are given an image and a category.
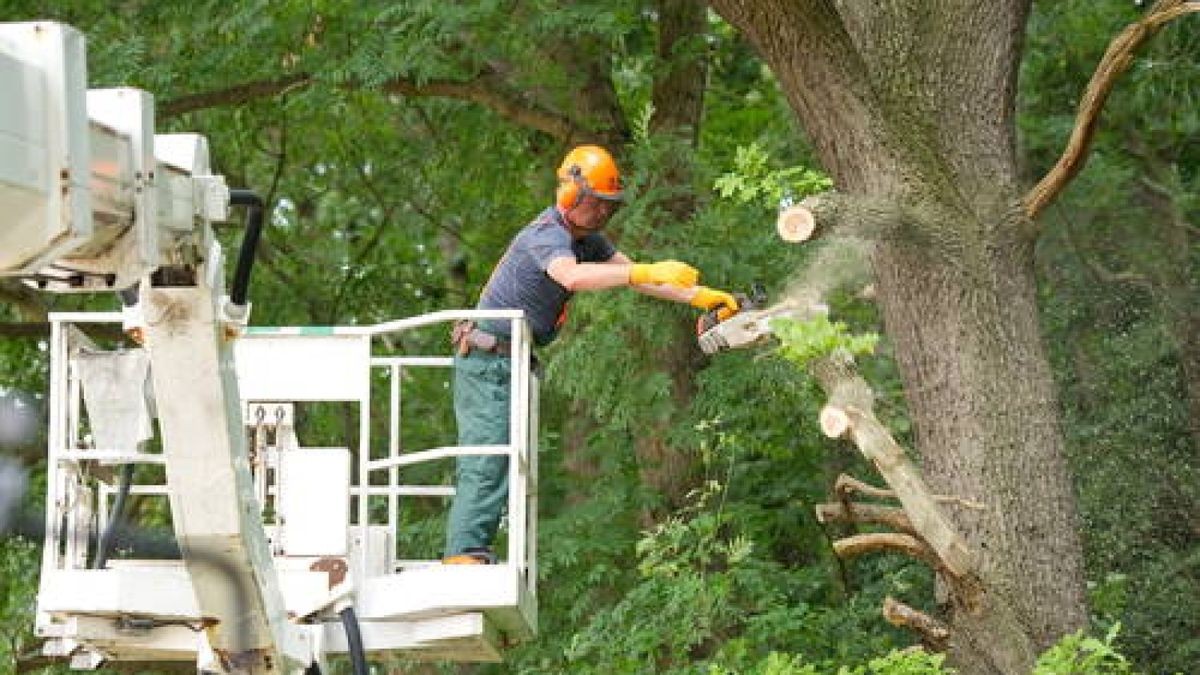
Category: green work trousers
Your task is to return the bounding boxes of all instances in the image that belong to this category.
[444,350,511,557]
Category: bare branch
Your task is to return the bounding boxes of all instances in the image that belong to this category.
[379,76,577,141]
[834,473,985,511]
[779,192,919,244]
[882,596,950,650]
[159,74,312,118]
[835,473,897,501]
[832,532,942,568]
[815,501,916,535]
[1024,0,1200,221]
[814,389,981,579]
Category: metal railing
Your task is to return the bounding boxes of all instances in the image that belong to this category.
[357,309,538,580]
[41,308,539,594]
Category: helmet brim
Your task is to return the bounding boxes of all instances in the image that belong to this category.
[590,189,625,203]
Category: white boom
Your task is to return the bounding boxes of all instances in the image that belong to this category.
[2,21,537,674]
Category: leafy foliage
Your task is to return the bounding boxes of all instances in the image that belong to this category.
[771,316,879,370]
[713,142,833,209]
[1033,624,1132,675]
[0,537,39,672]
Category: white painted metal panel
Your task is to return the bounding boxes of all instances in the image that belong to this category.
[235,333,369,402]
[357,565,532,639]
[279,447,350,556]
[81,88,155,280]
[349,525,393,579]
[321,613,501,662]
[54,615,201,663]
[276,568,339,618]
[0,22,91,274]
[38,566,200,618]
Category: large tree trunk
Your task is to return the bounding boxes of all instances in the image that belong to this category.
[709,1,1087,671]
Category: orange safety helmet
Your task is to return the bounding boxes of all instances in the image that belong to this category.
[555,145,624,210]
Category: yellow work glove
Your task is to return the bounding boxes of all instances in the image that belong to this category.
[690,286,740,321]
[629,260,700,288]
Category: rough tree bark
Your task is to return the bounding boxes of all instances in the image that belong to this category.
[707,1,1090,671]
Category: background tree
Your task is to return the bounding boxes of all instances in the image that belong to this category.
[1022,1,1200,670]
[705,0,1195,672]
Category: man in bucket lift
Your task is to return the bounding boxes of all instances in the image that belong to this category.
[445,145,739,564]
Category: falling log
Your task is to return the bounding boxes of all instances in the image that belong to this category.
[819,405,851,438]
[840,407,977,577]
[809,352,978,578]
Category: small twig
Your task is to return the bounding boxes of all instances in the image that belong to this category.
[835,474,985,510]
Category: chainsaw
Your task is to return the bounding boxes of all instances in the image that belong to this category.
[696,284,827,355]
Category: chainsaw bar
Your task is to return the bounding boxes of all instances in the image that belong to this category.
[697,300,828,354]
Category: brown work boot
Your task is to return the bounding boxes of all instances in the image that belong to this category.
[442,547,496,565]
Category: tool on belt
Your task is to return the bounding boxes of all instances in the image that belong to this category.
[452,321,510,356]
[695,284,827,355]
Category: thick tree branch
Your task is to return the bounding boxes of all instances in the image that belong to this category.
[1024,0,1200,221]
[379,77,577,141]
[158,74,312,118]
[160,72,579,141]
[778,192,938,246]
[832,532,942,569]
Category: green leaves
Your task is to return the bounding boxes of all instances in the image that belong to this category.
[1033,624,1133,675]
[714,142,832,209]
[770,315,879,369]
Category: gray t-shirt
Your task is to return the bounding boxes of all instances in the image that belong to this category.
[478,207,616,345]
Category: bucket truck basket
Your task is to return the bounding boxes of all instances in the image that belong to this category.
[35,309,538,669]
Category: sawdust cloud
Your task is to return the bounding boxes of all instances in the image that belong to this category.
[774,239,874,310]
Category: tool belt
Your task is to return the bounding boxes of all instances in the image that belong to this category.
[451,320,510,357]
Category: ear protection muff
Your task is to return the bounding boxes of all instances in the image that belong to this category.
[556,165,586,210]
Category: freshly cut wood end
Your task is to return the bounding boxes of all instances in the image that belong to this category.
[820,406,850,438]
[777,205,815,242]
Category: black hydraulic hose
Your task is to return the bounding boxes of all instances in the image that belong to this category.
[117,282,139,307]
[339,605,369,675]
[228,189,265,307]
[92,462,135,569]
